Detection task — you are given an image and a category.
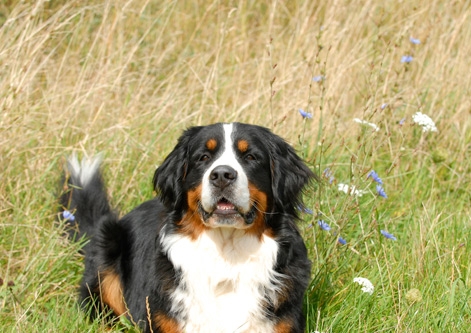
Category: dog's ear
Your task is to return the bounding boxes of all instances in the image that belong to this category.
[267,134,316,215]
[153,127,201,209]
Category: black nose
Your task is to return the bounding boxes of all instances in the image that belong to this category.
[210,165,237,189]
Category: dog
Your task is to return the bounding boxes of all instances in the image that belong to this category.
[59,122,314,333]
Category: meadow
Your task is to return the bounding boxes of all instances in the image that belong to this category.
[1,0,470,332]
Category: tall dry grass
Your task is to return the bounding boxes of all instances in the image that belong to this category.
[1,0,470,331]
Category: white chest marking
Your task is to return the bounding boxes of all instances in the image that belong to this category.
[161,229,280,332]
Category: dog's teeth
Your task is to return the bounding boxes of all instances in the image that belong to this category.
[217,202,235,210]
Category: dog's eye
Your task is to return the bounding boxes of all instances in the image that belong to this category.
[245,154,256,161]
[199,154,211,162]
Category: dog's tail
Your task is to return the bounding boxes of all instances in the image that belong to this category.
[59,154,116,243]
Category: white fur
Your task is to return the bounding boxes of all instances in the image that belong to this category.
[67,153,102,187]
[161,229,280,333]
[201,123,251,213]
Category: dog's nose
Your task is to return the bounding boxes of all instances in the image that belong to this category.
[210,165,237,189]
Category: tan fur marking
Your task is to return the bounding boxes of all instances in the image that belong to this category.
[153,313,181,333]
[181,183,269,239]
[206,138,217,151]
[237,139,249,153]
[178,184,207,239]
[100,270,126,316]
[246,183,268,238]
[274,319,293,333]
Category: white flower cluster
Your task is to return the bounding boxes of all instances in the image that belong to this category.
[338,183,366,197]
[353,118,380,132]
[412,112,438,132]
[353,277,374,295]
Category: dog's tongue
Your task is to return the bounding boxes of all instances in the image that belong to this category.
[217,200,235,211]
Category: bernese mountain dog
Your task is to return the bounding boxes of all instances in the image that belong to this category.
[59,122,314,333]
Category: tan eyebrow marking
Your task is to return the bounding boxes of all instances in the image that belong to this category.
[237,139,249,153]
[206,138,217,150]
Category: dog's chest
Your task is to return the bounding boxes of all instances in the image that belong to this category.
[161,230,279,333]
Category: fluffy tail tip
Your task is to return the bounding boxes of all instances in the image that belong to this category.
[66,153,103,187]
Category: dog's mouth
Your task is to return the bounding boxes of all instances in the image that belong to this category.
[200,197,256,227]
[214,197,238,215]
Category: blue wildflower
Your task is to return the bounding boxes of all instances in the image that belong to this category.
[63,210,75,221]
[399,117,406,126]
[312,75,325,82]
[318,220,331,231]
[376,185,387,198]
[298,109,312,119]
[380,103,388,110]
[409,37,421,45]
[401,55,413,63]
[298,205,313,215]
[380,229,397,241]
[367,170,383,185]
[338,237,347,245]
[323,168,335,184]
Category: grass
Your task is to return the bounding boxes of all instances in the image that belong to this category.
[1,0,470,332]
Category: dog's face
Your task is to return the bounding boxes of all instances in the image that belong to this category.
[153,122,314,237]
[187,123,272,230]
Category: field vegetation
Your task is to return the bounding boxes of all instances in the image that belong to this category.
[1,0,470,332]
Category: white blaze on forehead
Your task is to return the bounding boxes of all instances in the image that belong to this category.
[201,123,251,212]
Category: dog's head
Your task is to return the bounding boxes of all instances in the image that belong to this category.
[153,123,314,237]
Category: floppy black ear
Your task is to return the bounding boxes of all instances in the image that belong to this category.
[267,134,315,216]
[153,127,200,209]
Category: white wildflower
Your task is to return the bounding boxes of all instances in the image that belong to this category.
[338,183,366,197]
[353,277,374,295]
[353,118,380,132]
[412,112,438,132]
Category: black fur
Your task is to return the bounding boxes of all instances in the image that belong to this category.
[59,123,314,332]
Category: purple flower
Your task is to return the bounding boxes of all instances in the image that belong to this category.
[298,109,313,119]
[312,75,325,82]
[401,55,413,63]
[63,210,75,221]
[399,117,406,126]
[381,229,397,241]
[410,37,421,45]
[380,103,388,110]
[338,237,347,245]
[376,185,387,198]
[318,220,331,231]
[367,170,383,185]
